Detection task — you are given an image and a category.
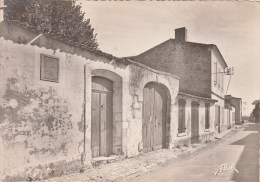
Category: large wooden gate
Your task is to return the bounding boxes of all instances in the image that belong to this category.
[191,101,199,144]
[143,83,167,153]
[91,76,113,157]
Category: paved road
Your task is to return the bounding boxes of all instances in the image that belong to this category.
[122,122,259,182]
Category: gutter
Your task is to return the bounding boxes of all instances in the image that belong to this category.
[178,92,218,103]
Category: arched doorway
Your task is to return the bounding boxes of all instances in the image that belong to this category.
[91,76,113,157]
[142,82,170,152]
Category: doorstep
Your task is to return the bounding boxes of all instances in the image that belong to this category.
[91,155,124,167]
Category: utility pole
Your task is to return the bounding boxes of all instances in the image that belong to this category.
[212,67,234,94]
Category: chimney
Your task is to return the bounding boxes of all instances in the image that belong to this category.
[175,27,187,42]
[0,0,6,22]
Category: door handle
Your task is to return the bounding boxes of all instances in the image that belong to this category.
[101,104,106,110]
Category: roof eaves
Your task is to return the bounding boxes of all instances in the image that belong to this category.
[126,58,179,80]
[208,44,228,68]
[126,39,173,59]
[178,92,218,103]
[3,20,130,65]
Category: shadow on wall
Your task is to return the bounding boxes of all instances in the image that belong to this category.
[230,123,259,182]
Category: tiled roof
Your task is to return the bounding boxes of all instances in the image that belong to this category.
[253,100,260,105]
[1,19,127,63]
[124,38,228,68]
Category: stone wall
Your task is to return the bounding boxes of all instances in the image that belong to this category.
[126,62,179,156]
[0,38,180,181]
[0,38,88,180]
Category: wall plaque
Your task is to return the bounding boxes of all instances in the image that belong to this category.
[40,54,59,82]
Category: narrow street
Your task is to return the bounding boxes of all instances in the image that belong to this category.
[44,122,259,182]
[119,122,259,182]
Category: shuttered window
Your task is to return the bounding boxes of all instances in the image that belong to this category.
[218,68,221,89]
[221,73,224,92]
[205,103,210,129]
[178,99,186,133]
[214,62,217,86]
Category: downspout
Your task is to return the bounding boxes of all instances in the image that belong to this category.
[81,64,87,166]
[84,64,86,153]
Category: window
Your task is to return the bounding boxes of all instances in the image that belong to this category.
[178,99,186,133]
[214,62,217,85]
[218,68,221,89]
[221,73,224,92]
[222,107,225,125]
[205,103,210,129]
[40,54,59,83]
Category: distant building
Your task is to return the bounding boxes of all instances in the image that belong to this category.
[252,100,260,123]
[224,101,236,128]
[225,95,243,124]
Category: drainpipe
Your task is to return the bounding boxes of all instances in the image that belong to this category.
[81,64,87,165]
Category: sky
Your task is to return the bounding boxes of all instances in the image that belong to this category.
[79,1,260,115]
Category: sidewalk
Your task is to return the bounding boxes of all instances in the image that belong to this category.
[44,126,243,182]
[214,125,243,139]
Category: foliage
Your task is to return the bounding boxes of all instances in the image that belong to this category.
[252,103,259,118]
[4,0,99,50]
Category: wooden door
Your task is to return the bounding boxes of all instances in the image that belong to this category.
[227,110,231,129]
[215,105,221,133]
[205,103,210,129]
[143,83,167,152]
[91,76,113,158]
[191,101,199,143]
[143,83,154,152]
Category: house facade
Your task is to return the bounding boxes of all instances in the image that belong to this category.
[224,102,236,128]
[127,27,230,146]
[252,100,260,123]
[225,95,243,125]
[0,14,180,181]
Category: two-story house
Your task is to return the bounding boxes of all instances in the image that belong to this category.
[126,27,229,146]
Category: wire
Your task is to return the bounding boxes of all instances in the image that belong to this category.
[226,74,232,94]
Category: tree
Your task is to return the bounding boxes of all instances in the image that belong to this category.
[4,0,99,50]
[252,100,260,122]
